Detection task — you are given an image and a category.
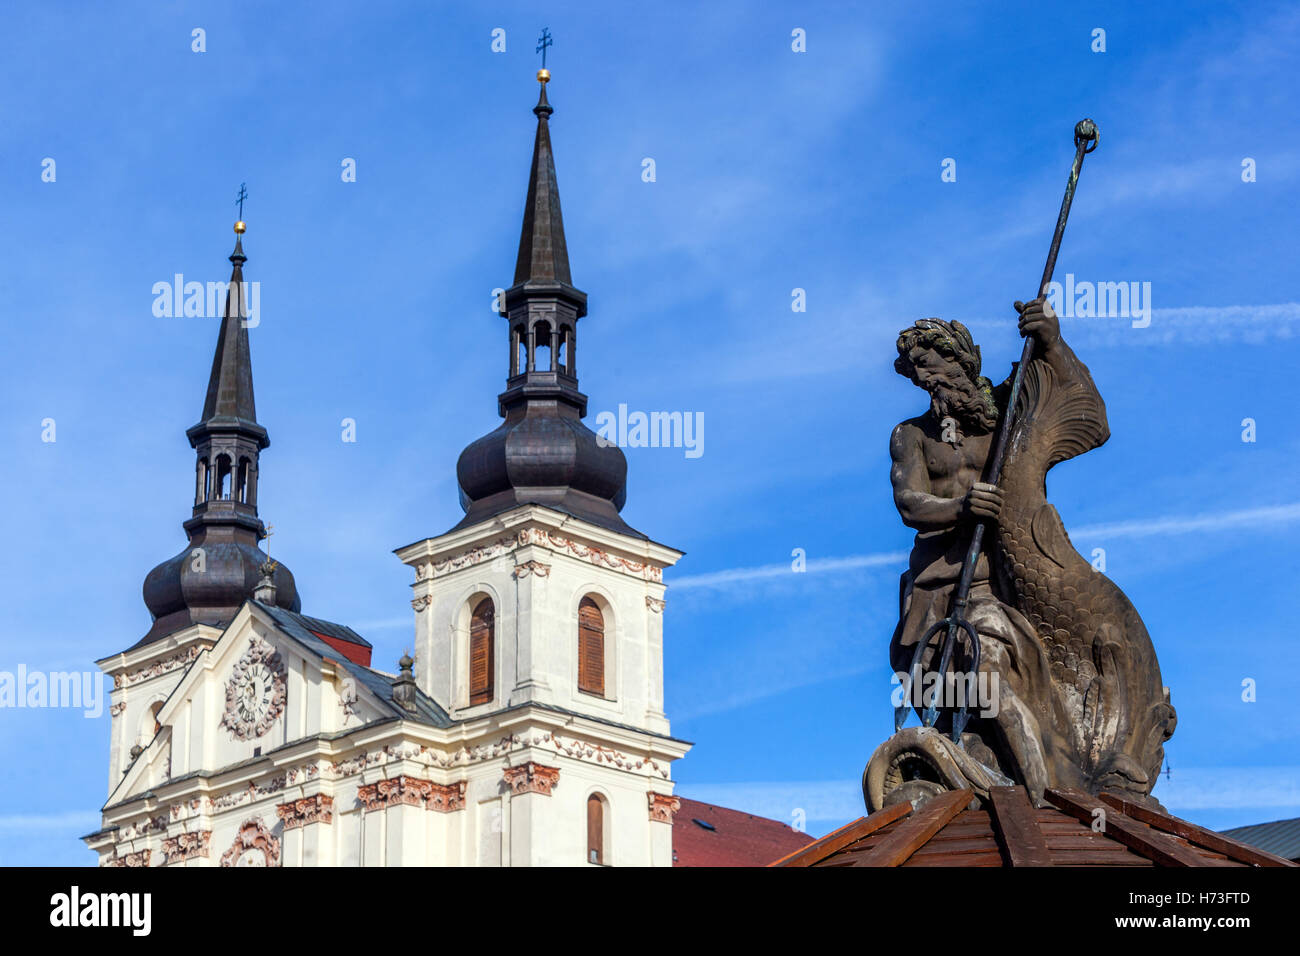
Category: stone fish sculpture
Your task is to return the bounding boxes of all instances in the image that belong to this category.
[867,304,1177,811]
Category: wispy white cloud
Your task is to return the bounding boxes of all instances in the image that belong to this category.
[668,502,1300,596]
[672,551,907,591]
[960,302,1300,349]
[1072,502,1300,543]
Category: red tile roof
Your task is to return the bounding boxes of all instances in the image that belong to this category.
[673,797,815,867]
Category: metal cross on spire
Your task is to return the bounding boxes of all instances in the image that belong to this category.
[536,28,552,68]
[236,182,248,220]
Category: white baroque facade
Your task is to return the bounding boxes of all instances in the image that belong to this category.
[85,505,689,867]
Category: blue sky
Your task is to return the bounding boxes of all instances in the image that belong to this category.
[2,2,1298,864]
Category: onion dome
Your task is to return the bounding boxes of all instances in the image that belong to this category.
[454,68,641,537]
[137,223,300,647]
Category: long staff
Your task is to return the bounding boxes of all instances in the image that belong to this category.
[897,119,1101,741]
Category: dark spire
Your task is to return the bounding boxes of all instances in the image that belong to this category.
[138,219,300,647]
[512,80,572,286]
[453,69,641,538]
[198,234,259,426]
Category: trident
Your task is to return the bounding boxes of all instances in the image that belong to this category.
[896,118,1101,742]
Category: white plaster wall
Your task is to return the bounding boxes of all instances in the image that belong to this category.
[412,533,671,737]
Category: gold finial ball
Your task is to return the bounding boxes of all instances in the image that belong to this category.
[234,220,247,234]
[537,68,550,83]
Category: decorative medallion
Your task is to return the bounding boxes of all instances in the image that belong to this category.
[219,818,281,867]
[220,636,287,741]
[648,792,681,823]
[503,761,560,796]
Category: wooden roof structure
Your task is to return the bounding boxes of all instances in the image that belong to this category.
[770,786,1300,868]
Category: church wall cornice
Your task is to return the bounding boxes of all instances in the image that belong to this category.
[99,708,685,842]
[395,506,682,585]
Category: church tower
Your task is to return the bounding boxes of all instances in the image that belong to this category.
[395,67,689,865]
[88,69,687,870]
[97,223,299,793]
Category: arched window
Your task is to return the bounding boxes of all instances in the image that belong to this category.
[216,454,233,500]
[578,597,605,697]
[533,320,553,372]
[469,598,495,706]
[587,794,605,865]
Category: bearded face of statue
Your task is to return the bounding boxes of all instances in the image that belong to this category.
[903,345,999,434]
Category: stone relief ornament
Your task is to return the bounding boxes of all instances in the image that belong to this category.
[220,818,281,867]
[645,596,666,613]
[502,761,560,796]
[357,775,432,810]
[355,776,467,813]
[513,560,552,578]
[219,636,287,741]
[276,795,334,829]
[162,830,211,864]
[419,528,663,583]
[427,781,467,813]
[647,792,680,823]
[116,644,206,688]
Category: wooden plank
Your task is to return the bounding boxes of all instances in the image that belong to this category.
[908,836,1001,856]
[1043,833,1132,851]
[769,801,912,867]
[988,786,1053,867]
[1046,788,1220,867]
[1099,791,1299,868]
[1050,850,1155,867]
[924,811,990,833]
[904,852,1004,867]
[940,810,992,826]
[852,789,973,867]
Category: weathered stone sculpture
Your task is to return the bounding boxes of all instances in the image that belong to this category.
[866,300,1177,811]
